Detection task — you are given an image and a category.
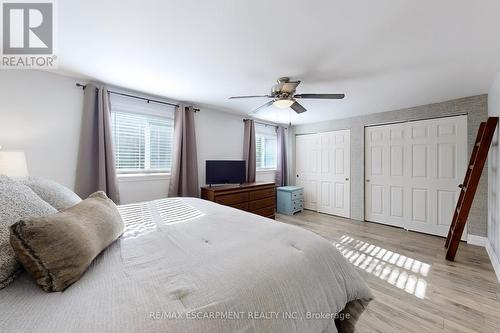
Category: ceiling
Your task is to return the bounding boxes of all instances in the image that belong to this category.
[56,0,500,124]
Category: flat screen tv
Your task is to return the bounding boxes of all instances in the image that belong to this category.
[206,160,246,185]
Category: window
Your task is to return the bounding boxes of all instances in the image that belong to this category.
[110,94,174,174]
[255,124,277,170]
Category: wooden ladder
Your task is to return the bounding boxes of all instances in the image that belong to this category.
[445,117,498,261]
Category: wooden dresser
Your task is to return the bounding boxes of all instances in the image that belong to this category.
[201,182,276,219]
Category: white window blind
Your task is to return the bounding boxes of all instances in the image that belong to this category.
[255,124,277,170]
[110,94,174,174]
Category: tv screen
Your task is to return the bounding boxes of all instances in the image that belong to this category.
[206,160,246,185]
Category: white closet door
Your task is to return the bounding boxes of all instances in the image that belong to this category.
[365,123,407,227]
[365,115,467,238]
[296,130,351,218]
[296,134,319,211]
[405,116,467,237]
[317,130,351,218]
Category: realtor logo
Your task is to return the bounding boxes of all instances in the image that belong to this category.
[1,0,57,68]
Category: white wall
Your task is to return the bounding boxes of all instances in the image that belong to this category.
[195,109,277,187]
[0,70,277,204]
[118,174,170,204]
[488,72,500,281]
[0,70,83,189]
[195,108,245,186]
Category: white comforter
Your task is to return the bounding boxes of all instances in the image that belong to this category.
[1,198,372,333]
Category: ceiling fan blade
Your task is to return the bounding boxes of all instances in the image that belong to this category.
[290,101,307,114]
[294,93,345,99]
[229,95,272,99]
[249,100,274,115]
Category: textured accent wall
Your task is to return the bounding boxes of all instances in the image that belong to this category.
[293,95,488,237]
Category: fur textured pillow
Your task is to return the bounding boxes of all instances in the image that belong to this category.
[20,177,82,211]
[0,175,57,289]
[10,191,124,292]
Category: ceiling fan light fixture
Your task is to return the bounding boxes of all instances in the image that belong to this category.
[273,99,294,109]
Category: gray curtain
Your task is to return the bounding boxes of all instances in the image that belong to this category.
[75,84,120,203]
[243,119,256,183]
[168,105,199,197]
[275,126,288,186]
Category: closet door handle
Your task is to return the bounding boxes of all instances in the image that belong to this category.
[345,178,349,181]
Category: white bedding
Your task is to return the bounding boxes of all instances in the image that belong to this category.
[0,198,372,333]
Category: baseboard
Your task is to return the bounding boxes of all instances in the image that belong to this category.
[485,241,500,283]
[466,235,500,283]
[467,234,488,247]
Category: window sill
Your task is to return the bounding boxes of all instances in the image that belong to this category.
[117,173,171,182]
[257,169,277,174]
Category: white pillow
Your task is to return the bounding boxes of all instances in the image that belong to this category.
[20,177,82,211]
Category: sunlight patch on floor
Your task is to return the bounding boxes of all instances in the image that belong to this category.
[335,235,430,299]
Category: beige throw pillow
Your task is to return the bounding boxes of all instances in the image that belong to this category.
[10,191,124,292]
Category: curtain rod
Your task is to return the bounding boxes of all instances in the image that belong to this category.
[243,118,287,130]
[76,83,200,112]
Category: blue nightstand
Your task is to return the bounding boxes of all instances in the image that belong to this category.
[276,186,304,215]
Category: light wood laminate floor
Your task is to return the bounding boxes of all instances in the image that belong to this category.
[276,210,500,333]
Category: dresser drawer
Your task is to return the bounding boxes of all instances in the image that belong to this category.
[251,206,275,218]
[229,202,249,211]
[215,192,249,205]
[293,199,303,211]
[249,187,275,201]
[292,191,303,200]
[249,197,275,211]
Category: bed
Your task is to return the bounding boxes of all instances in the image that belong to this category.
[1,197,372,333]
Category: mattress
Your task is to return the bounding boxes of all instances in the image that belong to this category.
[0,198,372,333]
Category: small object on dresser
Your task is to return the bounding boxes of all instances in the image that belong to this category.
[277,186,304,216]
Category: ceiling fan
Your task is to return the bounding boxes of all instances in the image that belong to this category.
[229,77,345,114]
